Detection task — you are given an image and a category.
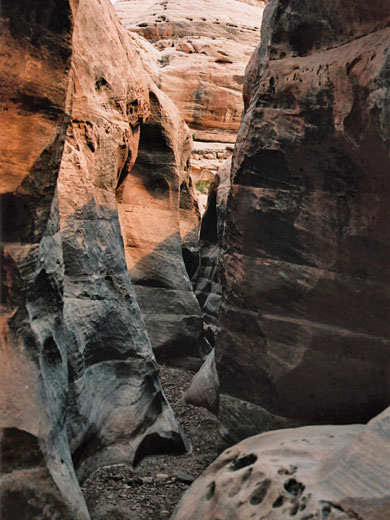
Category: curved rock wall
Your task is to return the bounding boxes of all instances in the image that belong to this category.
[0,0,187,517]
[216,0,390,441]
[116,82,205,367]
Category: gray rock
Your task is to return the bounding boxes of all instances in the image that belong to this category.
[174,472,195,485]
[180,350,220,415]
[0,0,188,517]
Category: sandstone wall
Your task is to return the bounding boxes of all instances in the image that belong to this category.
[216,0,390,441]
[115,0,266,189]
[116,82,205,367]
[0,0,187,517]
[115,0,266,143]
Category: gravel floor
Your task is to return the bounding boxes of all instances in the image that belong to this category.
[83,364,223,519]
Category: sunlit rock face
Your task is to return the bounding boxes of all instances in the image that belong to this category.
[116,82,205,367]
[115,0,266,143]
[215,0,390,442]
[172,407,390,520]
[0,0,187,517]
[114,0,266,186]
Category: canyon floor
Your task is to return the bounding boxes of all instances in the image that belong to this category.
[83,365,222,519]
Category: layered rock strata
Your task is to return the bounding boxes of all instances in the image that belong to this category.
[0,0,187,517]
[115,0,266,143]
[114,0,266,190]
[172,407,390,520]
[216,0,390,441]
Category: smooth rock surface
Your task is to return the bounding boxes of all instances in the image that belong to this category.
[179,350,220,415]
[0,0,187,517]
[216,0,390,440]
[172,407,390,520]
[116,81,205,366]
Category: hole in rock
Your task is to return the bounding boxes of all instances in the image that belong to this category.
[272,495,284,508]
[284,478,305,498]
[250,479,271,505]
[229,453,257,471]
[206,481,216,500]
[133,432,187,467]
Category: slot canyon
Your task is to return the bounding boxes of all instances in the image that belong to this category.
[0,0,389,519]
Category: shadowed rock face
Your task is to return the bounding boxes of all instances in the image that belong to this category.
[192,159,231,346]
[116,83,205,367]
[0,0,187,517]
[216,0,390,441]
[172,407,390,520]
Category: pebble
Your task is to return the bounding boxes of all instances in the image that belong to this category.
[175,472,195,485]
[156,473,169,480]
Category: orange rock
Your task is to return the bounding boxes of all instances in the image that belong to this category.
[115,0,266,143]
[116,81,204,365]
[0,0,187,517]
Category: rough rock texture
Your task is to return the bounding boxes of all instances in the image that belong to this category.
[115,0,266,192]
[216,0,390,441]
[193,159,231,346]
[0,0,187,518]
[172,407,390,520]
[116,81,205,367]
[115,0,266,143]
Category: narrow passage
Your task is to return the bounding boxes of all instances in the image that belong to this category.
[83,365,221,519]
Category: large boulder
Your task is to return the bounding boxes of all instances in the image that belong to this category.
[0,0,187,518]
[216,0,390,441]
[172,407,390,520]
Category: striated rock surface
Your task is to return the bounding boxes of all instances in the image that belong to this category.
[116,81,205,367]
[172,407,390,520]
[115,0,266,190]
[0,0,187,517]
[193,159,231,346]
[115,0,266,143]
[216,0,390,441]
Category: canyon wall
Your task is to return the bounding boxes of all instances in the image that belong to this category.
[216,0,390,441]
[115,0,266,181]
[116,82,205,367]
[192,159,231,346]
[0,0,187,517]
[115,0,266,143]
